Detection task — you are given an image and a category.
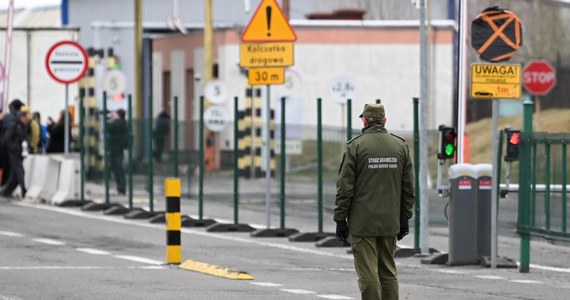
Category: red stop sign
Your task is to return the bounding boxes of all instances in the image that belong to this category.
[522,60,556,95]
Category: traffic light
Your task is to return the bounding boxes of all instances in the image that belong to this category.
[504,129,520,162]
[438,125,457,160]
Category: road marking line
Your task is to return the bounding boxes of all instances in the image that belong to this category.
[0,231,23,237]
[21,202,570,276]
[317,295,354,300]
[0,295,24,300]
[188,214,266,229]
[32,238,66,246]
[475,275,505,280]
[0,266,166,270]
[279,289,316,294]
[76,248,111,255]
[433,269,466,275]
[16,203,354,261]
[179,259,254,280]
[249,282,283,287]
[510,279,543,284]
[114,255,163,265]
[529,263,570,273]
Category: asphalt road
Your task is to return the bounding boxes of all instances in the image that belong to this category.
[1,195,570,300]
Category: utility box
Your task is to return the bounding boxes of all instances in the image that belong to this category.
[448,164,478,265]
[475,164,493,257]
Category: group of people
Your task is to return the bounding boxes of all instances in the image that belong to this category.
[0,99,73,198]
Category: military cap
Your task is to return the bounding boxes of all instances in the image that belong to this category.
[359,103,385,121]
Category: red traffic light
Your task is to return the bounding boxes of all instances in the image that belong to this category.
[444,131,456,142]
[509,132,520,145]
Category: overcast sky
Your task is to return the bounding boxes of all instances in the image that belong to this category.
[0,0,61,9]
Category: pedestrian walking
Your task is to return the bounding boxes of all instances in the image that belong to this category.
[0,99,25,185]
[1,106,31,198]
[107,109,128,195]
[46,110,71,153]
[153,110,170,162]
[334,103,415,300]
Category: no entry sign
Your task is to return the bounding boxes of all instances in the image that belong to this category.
[45,40,88,84]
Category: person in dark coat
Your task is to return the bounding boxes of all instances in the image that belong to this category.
[46,110,71,153]
[107,109,128,195]
[0,99,25,186]
[153,111,170,162]
[1,108,31,198]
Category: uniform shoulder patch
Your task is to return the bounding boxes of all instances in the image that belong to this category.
[390,133,406,143]
[347,134,363,144]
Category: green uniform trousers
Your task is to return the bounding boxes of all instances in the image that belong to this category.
[351,236,399,300]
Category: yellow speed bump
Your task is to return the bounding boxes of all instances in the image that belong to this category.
[179,260,254,280]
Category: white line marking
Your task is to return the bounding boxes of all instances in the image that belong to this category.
[16,203,354,261]
[475,275,505,280]
[249,282,283,287]
[317,295,354,300]
[188,214,266,229]
[114,255,163,265]
[510,279,543,284]
[32,238,66,246]
[0,266,166,270]
[529,264,570,273]
[279,289,316,295]
[0,231,23,237]
[139,266,167,270]
[0,295,24,300]
[19,202,570,276]
[434,269,466,275]
[76,248,111,255]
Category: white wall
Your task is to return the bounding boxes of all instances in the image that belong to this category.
[218,42,453,133]
[0,29,79,122]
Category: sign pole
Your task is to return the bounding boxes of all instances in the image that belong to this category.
[264,84,272,229]
[491,99,499,269]
[64,84,70,155]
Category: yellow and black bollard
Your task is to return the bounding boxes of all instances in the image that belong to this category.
[165,178,182,264]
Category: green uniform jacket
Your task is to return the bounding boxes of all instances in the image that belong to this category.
[334,124,415,237]
[107,119,128,153]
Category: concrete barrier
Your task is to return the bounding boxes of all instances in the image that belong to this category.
[23,155,35,190]
[51,159,80,205]
[26,156,61,201]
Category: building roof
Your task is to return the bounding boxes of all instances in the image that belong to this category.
[0,5,60,28]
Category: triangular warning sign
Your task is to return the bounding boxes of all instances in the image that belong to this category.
[241,0,297,42]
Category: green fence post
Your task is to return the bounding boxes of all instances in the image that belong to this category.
[545,142,551,230]
[531,143,537,226]
[280,97,286,230]
[562,144,568,233]
[198,96,204,220]
[233,96,239,225]
[346,99,352,141]
[317,98,323,233]
[173,96,179,177]
[413,97,420,250]
[148,96,154,213]
[103,91,110,206]
[79,95,85,203]
[128,94,133,210]
[519,98,533,273]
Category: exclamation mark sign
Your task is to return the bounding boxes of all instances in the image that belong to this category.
[266,5,272,37]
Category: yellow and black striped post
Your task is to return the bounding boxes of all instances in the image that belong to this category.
[165,178,182,264]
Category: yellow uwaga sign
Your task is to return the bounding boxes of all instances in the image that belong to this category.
[471,63,521,99]
[240,43,293,68]
[248,67,285,85]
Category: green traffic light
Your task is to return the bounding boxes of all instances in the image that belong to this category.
[445,144,455,156]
